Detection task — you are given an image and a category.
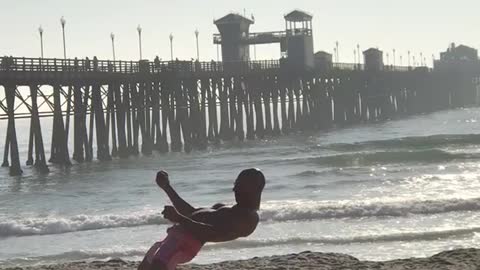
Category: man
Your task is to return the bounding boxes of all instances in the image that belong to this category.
[138,168,265,270]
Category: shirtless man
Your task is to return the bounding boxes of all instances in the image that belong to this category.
[138,168,266,270]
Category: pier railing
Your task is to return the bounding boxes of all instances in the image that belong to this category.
[1,56,427,75]
[149,59,281,73]
[213,31,287,45]
[0,56,281,74]
[0,57,141,73]
[332,62,429,72]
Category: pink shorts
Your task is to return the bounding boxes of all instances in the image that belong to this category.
[144,228,203,270]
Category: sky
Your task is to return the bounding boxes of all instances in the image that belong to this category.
[1,0,479,66]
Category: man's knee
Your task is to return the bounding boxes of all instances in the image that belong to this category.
[137,260,149,270]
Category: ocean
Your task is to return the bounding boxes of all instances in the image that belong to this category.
[1,107,480,267]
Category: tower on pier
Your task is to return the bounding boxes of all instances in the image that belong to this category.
[214,13,254,62]
[363,48,384,71]
[284,10,315,70]
[213,9,315,71]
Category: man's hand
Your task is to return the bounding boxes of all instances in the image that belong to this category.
[156,171,170,190]
[156,170,196,217]
[162,206,183,223]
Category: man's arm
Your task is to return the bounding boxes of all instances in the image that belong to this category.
[163,184,196,216]
[180,215,232,243]
[163,206,258,243]
[156,171,196,216]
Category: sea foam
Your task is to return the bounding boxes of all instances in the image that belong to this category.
[2,197,480,238]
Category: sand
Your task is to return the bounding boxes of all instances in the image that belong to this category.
[3,248,480,270]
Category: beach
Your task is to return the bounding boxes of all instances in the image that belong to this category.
[2,248,479,270]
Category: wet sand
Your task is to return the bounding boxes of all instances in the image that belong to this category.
[3,248,480,270]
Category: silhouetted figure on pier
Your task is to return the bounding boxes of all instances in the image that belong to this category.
[211,59,216,72]
[1,56,13,70]
[93,56,98,71]
[85,57,91,71]
[154,56,161,72]
[138,169,265,270]
[74,57,79,71]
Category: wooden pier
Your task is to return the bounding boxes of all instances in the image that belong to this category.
[1,56,479,176]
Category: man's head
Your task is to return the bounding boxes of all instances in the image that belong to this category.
[233,168,265,210]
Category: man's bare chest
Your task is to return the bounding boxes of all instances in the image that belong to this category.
[190,207,231,224]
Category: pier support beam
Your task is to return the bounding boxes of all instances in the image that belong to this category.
[280,84,288,134]
[160,82,170,152]
[234,78,245,141]
[271,77,281,135]
[27,85,49,173]
[130,83,140,155]
[218,78,230,140]
[137,81,152,155]
[124,84,133,155]
[207,79,219,141]
[227,78,236,140]
[2,131,9,168]
[170,81,183,152]
[107,83,118,157]
[245,80,255,140]
[263,78,273,135]
[151,81,167,152]
[49,85,71,166]
[253,79,265,139]
[92,84,111,161]
[178,80,192,153]
[85,85,94,162]
[198,79,208,148]
[3,85,22,175]
[114,83,128,157]
[73,85,86,162]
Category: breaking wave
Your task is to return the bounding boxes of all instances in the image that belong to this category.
[316,134,480,151]
[284,149,479,167]
[210,227,480,249]
[0,211,168,238]
[2,197,480,238]
[260,197,480,222]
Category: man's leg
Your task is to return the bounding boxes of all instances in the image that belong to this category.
[142,230,200,270]
[138,242,162,270]
[146,233,185,270]
[150,259,168,270]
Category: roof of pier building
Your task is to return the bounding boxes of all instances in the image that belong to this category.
[284,10,313,22]
[440,43,478,62]
[363,48,383,56]
[214,13,254,25]
[315,51,333,60]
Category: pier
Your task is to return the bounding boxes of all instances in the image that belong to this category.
[1,10,480,176]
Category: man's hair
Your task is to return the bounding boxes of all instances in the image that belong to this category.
[238,168,265,189]
[237,168,265,210]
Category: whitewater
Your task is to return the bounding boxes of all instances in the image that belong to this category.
[1,107,480,267]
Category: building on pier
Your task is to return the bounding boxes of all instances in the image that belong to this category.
[213,9,315,71]
[363,48,384,71]
[435,43,480,72]
[440,43,478,62]
[314,51,333,72]
[213,14,254,62]
[283,10,315,71]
